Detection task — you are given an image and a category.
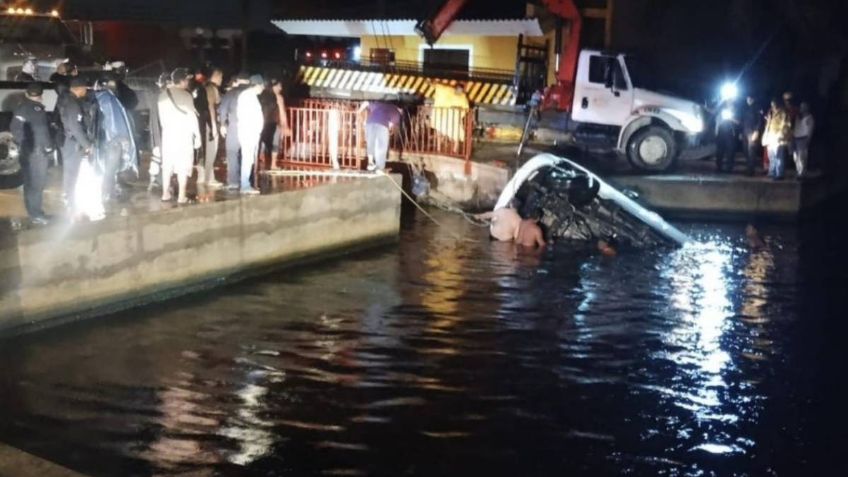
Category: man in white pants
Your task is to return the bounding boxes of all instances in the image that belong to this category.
[236,75,265,194]
[158,68,201,203]
[793,101,814,179]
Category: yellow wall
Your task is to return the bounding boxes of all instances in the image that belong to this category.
[360,35,528,72]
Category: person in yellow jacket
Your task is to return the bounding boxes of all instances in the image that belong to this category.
[762,99,792,180]
[430,82,469,152]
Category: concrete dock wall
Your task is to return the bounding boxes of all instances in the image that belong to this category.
[0,177,401,335]
[393,153,509,210]
[609,174,813,219]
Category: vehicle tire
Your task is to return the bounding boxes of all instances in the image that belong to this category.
[627,126,678,173]
[0,131,23,189]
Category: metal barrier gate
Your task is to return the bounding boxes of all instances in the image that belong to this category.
[274,100,474,171]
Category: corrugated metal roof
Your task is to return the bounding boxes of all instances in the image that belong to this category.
[272,18,543,37]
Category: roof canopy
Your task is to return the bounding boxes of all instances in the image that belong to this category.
[272,19,543,38]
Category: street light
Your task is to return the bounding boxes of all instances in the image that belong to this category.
[720,82,738,102]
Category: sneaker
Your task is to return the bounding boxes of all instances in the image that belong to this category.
[240,188,261,195]
[226,184,240,192]
[30,216,50,226]
[206,180,224,188]
[366,162,377,172]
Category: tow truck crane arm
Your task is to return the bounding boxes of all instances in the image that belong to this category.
[415,0,471,46]
[415,0,582,111]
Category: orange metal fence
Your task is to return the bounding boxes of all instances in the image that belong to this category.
[271,100,474,171]
[280,107,365,170]
[394,106,473,160]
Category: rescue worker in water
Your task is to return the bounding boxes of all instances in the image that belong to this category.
[478,207,546,248]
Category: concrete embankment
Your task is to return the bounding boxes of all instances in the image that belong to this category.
[608,173,837,220]
[0,176,401,336]
[393,152,510,210]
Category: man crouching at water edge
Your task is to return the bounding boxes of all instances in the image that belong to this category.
[477,207,546,248]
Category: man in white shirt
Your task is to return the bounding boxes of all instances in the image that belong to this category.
[793,101,814,179]
[236,75,265,194]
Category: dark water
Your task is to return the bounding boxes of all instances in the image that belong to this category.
[1,205,847,476]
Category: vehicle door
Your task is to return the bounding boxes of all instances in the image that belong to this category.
[571,53,634,126]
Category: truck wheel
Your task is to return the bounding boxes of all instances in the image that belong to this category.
[627,126,678,172]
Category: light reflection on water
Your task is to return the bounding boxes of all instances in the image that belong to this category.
[0,210,841,476]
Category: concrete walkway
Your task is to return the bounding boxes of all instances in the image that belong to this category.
[0,443,87,477]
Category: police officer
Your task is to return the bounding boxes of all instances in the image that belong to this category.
[58,77,94,207]
[10,83,54,225]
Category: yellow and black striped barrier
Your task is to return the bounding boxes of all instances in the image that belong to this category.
[298,65,516,106]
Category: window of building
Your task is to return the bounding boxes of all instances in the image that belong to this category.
[423,48,470,74]
[369,48,395,65]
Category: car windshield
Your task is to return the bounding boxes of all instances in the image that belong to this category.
[0,15,77,44]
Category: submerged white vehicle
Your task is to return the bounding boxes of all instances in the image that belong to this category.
[495,154,689,247]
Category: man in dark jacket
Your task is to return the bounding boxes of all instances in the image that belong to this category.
[741,96,763,176]
[58,77,95,207]
[218,73,250,189]
[10,83,54,225]
[95,75,138,203]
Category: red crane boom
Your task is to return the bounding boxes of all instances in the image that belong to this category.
[415,0,582,111]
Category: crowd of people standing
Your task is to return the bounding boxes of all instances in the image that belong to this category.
[11,61,138,224]
[11,62,290,226]
[716,91,815,180]
[148,67,289,203]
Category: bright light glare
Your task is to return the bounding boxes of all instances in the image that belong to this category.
[74,160,105,221]
[24,8,33,15]
[353,46,362,61]
[721,108,734,121]
[720,82,738,101]
[51,9,59,17]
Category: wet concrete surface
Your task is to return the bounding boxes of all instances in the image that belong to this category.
[0,165,358,231]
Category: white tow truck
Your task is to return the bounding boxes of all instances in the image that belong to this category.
[419,0,709,172]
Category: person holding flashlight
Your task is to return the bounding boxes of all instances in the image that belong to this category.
[741,96,764,176]
[715,82,739,173]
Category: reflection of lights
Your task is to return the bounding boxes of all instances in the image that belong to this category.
[720,108,734,121]
[218,373,276,466]
[662,241,740,452]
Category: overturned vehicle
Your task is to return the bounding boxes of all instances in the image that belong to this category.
[495,154,689,248]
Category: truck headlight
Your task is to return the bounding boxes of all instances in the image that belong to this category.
[669,110,704,133]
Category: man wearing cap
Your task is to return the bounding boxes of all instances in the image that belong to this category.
[235,75,265,194]
[219,73,251,190]
[10,83,55,225]
[158,68,201,203]
[58,77,95,209]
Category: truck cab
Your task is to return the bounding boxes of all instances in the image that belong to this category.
[0,10,87,130]
[571,50,706,172]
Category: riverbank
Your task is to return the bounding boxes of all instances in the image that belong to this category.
[0,172,401,336]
